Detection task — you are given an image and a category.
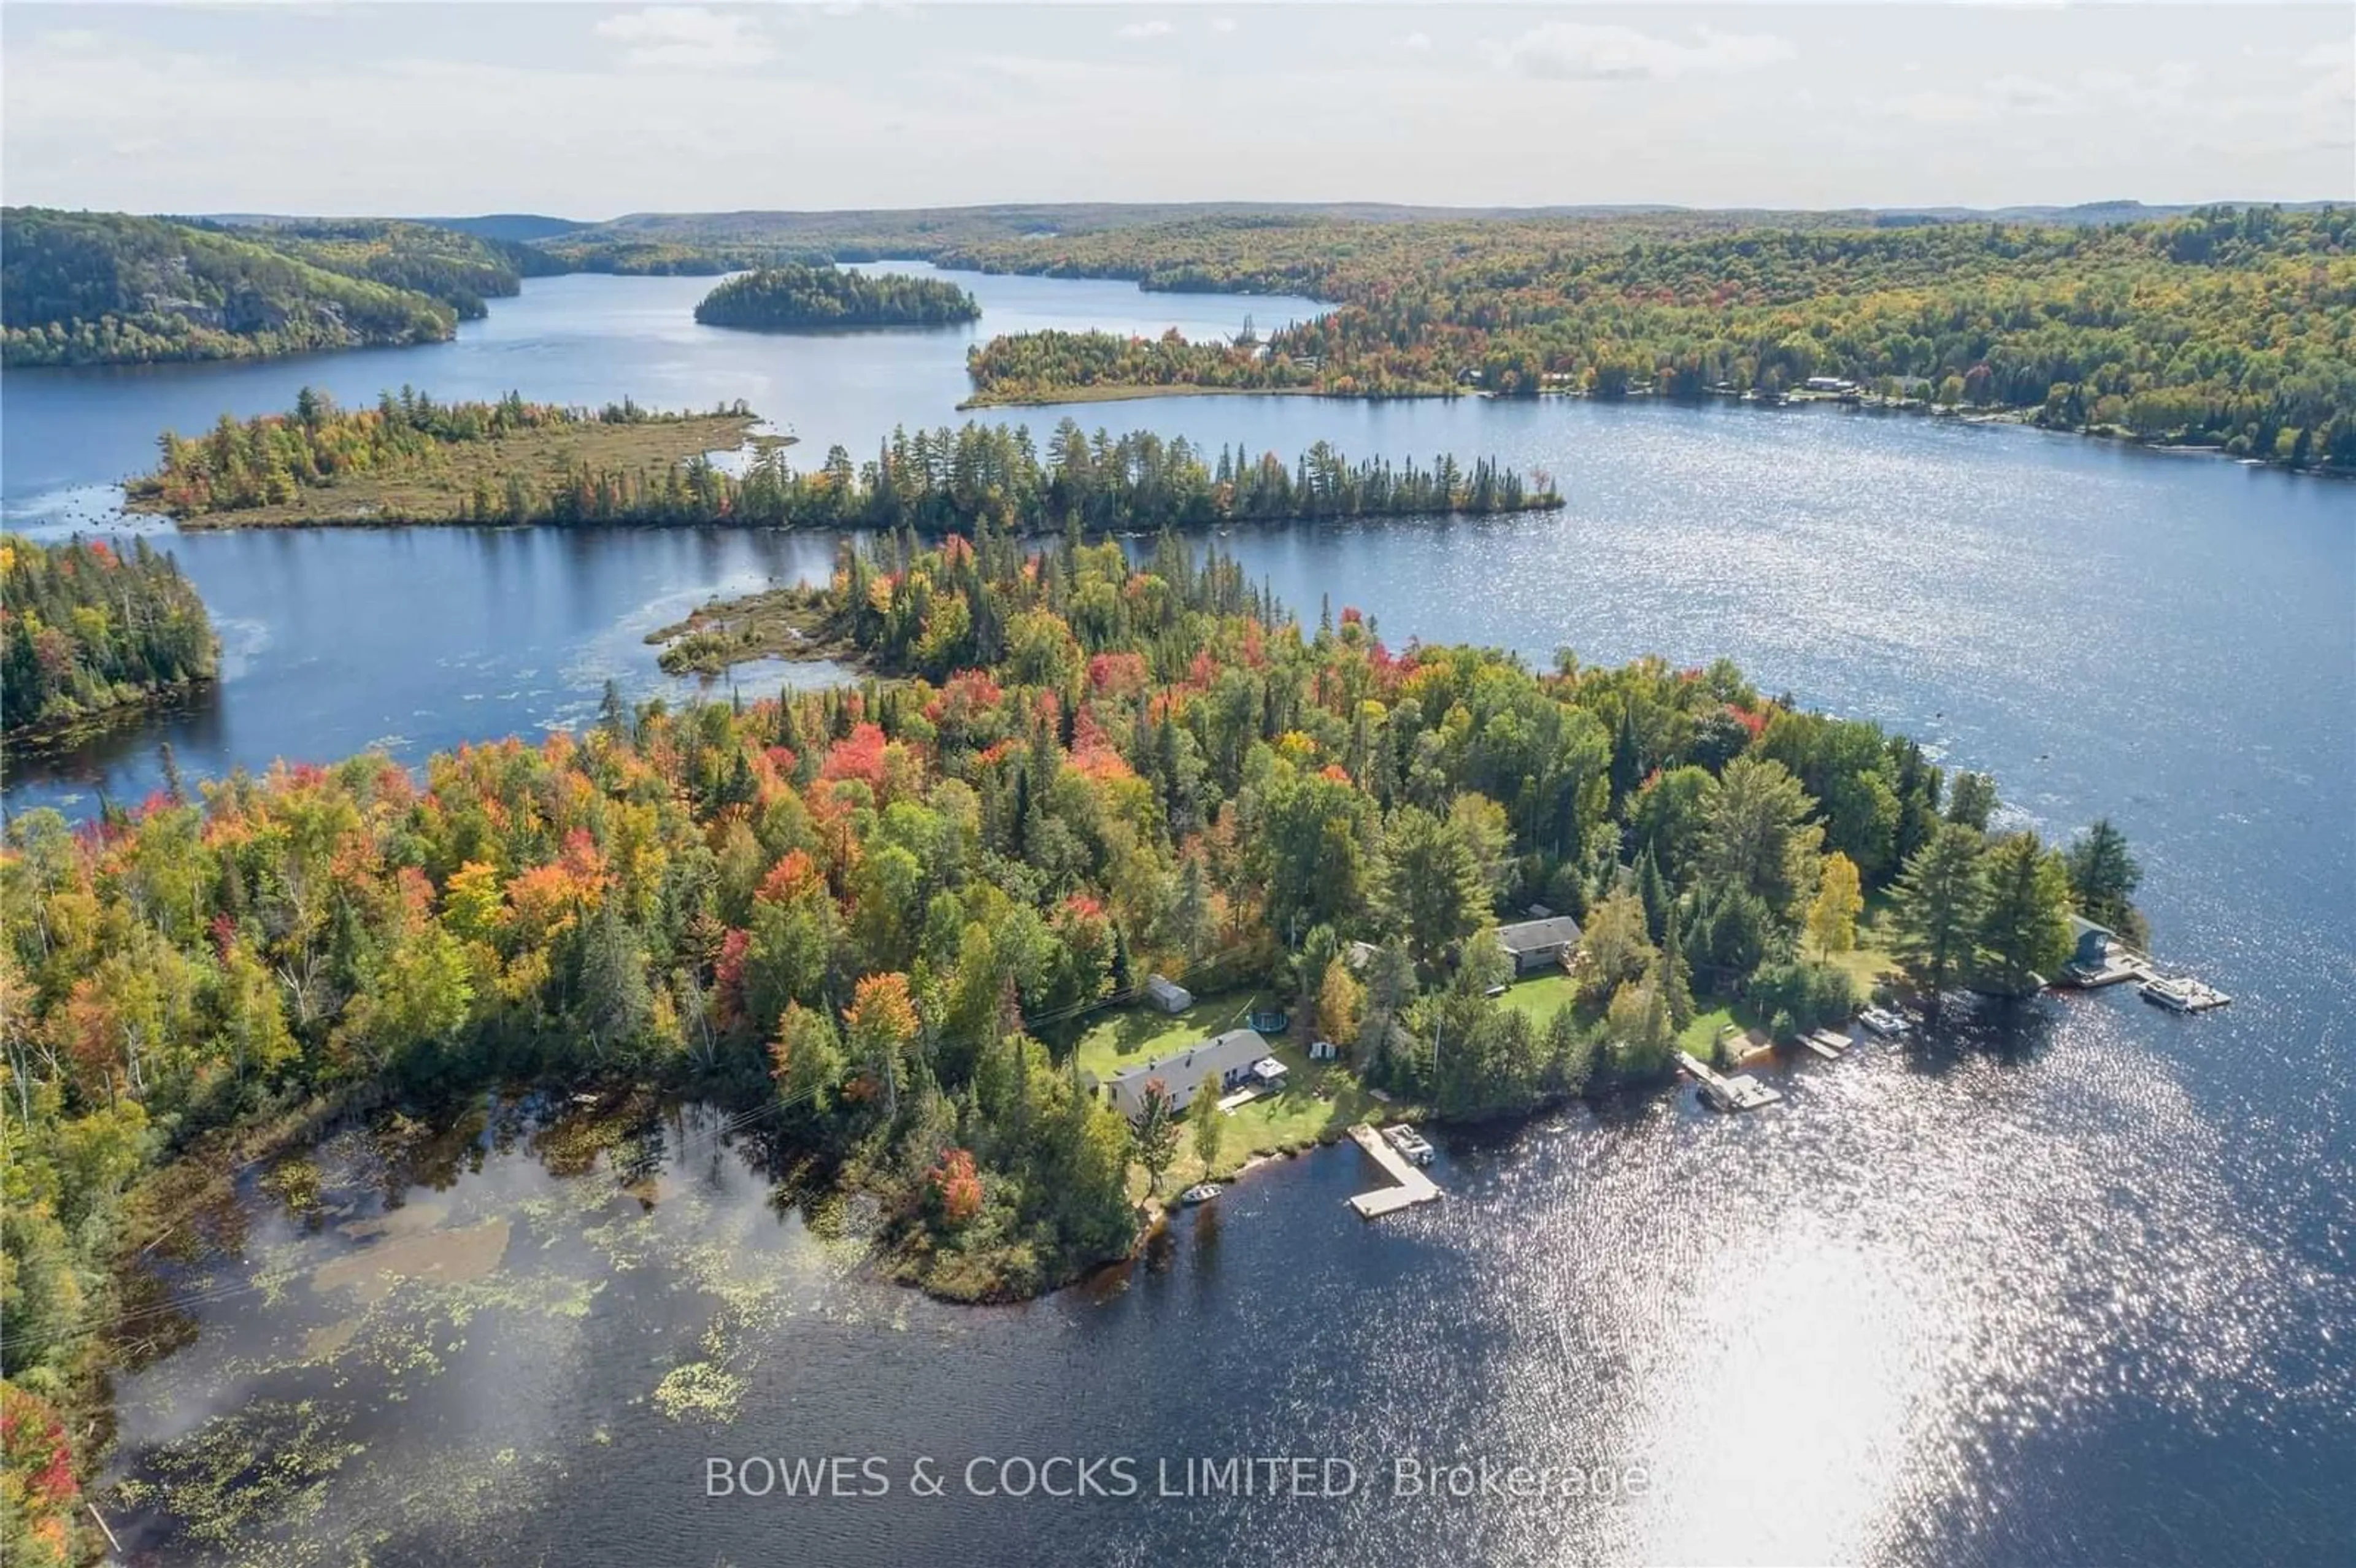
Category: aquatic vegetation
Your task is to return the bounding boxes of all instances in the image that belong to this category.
[112,1400,362,1550]
[652,1361,746,1423]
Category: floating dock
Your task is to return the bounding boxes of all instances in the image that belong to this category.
[1801,1028,1854,1060]
[2141,975,2232,1013]
[1679,1052,1783,1112]
[1346,1124,1442,1218]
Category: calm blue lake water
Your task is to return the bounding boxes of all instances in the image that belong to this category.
[5,271,2352,1566]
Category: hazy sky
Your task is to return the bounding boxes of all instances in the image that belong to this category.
[2,2,2349,217]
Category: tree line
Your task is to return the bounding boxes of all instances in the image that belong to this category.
[0,536,217,733]
[949,206,2356,468]
[0,210,542,368]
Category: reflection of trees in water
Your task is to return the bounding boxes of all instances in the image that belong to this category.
[2,679,225,800]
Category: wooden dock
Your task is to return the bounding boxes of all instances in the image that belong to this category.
[1679,1051,1782,1112]
[1801,1028,1854,1060]
[1346,1124,1442,1218]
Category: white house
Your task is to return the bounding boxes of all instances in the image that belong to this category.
[1102,1028,1278,1118]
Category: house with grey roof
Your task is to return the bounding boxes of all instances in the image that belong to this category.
[1100,1028,1281,1119]
[1492,915,1584,975]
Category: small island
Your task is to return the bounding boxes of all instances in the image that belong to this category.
[693,264,980,332]
[647,583,853,674]
[1,535,218,734]
[125,389,783,528]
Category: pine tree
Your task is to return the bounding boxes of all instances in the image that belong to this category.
[1890,823,1987,1013]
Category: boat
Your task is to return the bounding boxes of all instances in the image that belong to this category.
[1858,1005,1909,1039]
[1383,1124,1437,1166]
[2139,975,2230,1013]
[1177,1183,1223,1206]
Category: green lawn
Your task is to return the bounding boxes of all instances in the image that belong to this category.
[1496,970,1579,1025]
[1070,986,1275,1083]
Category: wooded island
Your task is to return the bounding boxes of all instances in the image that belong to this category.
[693,265,980,331]
[126,391,1562,531]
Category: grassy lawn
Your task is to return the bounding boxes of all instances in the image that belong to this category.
[1069,987,1276,1083]
[1496,970,1579,1026]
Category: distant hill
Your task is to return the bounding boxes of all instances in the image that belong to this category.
[422,213,591,244]
[1,210,547,367]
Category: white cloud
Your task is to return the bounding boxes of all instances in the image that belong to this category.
[1395,32,1433,56]
[1209,18,1238,37]
[2297,37,2352,72]
[594,6,774,71]
[1872,63,2200,125]
[1488,23,1793,84]
[1118,20,1176,42]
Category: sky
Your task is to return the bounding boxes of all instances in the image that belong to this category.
[1,2,2349,217]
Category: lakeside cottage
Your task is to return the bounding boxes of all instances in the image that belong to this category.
[1493,915,1585,975]
[1102,1028,1281,1118]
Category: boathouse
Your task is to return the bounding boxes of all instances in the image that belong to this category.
[1493,915,1584,975]
[2068,916,2118,971]
[1103,1028,1277,1118]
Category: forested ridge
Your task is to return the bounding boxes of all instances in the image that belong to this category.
[0,536,218,734]
[131,391,1558,531]
[949,206,2356,466]
[0,210,539,367]
[694,266,980,331]
[2,523,2138,1561]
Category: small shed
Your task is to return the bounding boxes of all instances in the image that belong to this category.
[1144,974,1193,1015]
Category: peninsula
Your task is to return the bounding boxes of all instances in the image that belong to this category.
[125,394,1563,532]
[0,535,218,734]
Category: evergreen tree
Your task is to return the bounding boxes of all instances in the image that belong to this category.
[1890,823,1987,1012]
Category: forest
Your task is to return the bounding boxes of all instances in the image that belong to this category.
[695,265,980,331]
[1,524,2138,1559]
[0,211,537,367]
[0,536,218,734]
[130,391,1559,531]
[949,206,2356,466]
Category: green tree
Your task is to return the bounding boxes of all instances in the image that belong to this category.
[1576,886,1655,1004]
[1379,805,1487,975]
[1890,823,1987,1009]
[1946,771,1997,831]
[2064,818,2144,938]
[1133,1078,1180,1195]
[1975,831,2074,997]
[1699,755,1825,921]
[1191,1070,1226,1171]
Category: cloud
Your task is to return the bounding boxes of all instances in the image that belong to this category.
[1488,23,1793,84]
[1871,63,2200,125]
[2298,37,2352,72]
[1209,18,1238,36]
[1395,32,1433,56]
[595,6,775,70]
[1118,20,1176,42]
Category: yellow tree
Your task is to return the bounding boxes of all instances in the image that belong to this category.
[1807,851,1863,962]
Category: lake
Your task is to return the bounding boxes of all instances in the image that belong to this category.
[4,270,2351,1566]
